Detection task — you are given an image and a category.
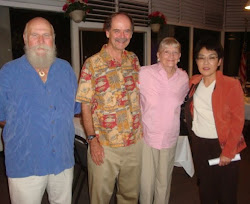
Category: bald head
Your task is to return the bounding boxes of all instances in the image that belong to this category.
[23,17,56,69]
[23,17,55,44]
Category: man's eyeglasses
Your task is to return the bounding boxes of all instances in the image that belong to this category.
[196,55,218,63]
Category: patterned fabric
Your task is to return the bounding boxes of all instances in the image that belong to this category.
[76,45,142,147]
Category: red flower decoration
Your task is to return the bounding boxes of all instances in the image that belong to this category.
[148,11,167,25]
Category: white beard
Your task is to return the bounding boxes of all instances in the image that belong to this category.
[25,44,56,69]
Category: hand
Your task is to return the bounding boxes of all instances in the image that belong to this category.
[219,154,231,166]
[89,137,104,166]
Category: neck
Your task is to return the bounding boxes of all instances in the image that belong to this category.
[106,44,123,63]
[163,66,176,79]
[34,67,49,83]
[203,76,216,87]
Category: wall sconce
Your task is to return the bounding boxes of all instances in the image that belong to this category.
[245,0,250,10]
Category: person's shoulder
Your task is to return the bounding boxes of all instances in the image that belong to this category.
[125,50,139,59]
[54,58,74,72]
[217,71,240,86]
[190,74,202,84]
[141,63,158,70]
[55,58,71,67]
[84,51,102,64]
[140,64,158,74]
[1,56,25,73]
[216,70,236,82]
[177,68,189,78]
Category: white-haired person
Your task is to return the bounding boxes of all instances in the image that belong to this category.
[0,17,80,204]
[139,37,189,204]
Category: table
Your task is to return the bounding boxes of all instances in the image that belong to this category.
[73,117,195,177]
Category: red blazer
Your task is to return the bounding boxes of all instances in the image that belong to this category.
[187,71,246,159]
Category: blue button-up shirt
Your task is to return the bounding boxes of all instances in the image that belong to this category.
[0,55,80,178]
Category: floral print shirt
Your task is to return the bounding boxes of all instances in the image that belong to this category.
[76,45,142,147]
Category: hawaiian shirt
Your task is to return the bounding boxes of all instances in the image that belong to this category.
[76,45,142,147]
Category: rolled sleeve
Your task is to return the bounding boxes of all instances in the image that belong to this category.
[76,60,95,104]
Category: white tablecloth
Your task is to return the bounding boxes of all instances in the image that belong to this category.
[73,117,195,177]
[174,136,194,177]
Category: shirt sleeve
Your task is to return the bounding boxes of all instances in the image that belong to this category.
[0,66,10,121]
[76,59,95,104]
[74,102,81,114]
[182,70,190,100]
[0,91,6,121]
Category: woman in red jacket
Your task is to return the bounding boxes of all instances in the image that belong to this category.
[185,37,246,204]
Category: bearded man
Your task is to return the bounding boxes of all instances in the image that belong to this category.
[0,17,80,204]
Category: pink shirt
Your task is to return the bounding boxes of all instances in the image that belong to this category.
[139,63,189,149]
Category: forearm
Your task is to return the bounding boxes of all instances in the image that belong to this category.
[81,103,95,135]
[81,103,104,165]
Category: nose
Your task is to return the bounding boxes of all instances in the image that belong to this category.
[203,57,209,64]
[38,35,45,44]
[120,31,125,38]
[168,52,175,58]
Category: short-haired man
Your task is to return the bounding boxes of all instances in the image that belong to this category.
[0,17,80,204]
[76,12,142,203]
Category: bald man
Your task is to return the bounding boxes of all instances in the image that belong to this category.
[0,17,80,204]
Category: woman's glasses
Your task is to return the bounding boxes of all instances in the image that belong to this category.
[196,55,218,63]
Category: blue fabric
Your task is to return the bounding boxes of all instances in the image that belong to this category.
[0,55,80,178]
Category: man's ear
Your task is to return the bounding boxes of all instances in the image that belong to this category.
[23,34,27,45]
[106,30,110,39]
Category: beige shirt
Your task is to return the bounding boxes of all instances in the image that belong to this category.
[192,79,218,139]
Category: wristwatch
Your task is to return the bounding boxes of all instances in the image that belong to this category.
[87,135,96,141]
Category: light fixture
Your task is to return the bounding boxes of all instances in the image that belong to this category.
[245,0,250,10]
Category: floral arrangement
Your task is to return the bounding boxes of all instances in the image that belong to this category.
[148,11,167,25]
[62,0,92,20]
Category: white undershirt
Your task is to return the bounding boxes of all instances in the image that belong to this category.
[192,79,218,139]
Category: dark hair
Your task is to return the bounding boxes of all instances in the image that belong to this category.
[104,12,134,32]
[194,37,224,59]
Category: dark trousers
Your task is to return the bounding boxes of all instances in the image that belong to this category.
[191,132,240,204]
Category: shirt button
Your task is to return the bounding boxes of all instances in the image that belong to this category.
[51,120,55,124]
[52,149,55,153]
[50,105,53,109]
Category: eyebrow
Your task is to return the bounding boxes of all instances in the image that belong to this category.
[198,54,217,56]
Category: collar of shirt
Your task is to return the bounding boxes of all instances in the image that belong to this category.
[100,44,129,67]
[156,62,180,79]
